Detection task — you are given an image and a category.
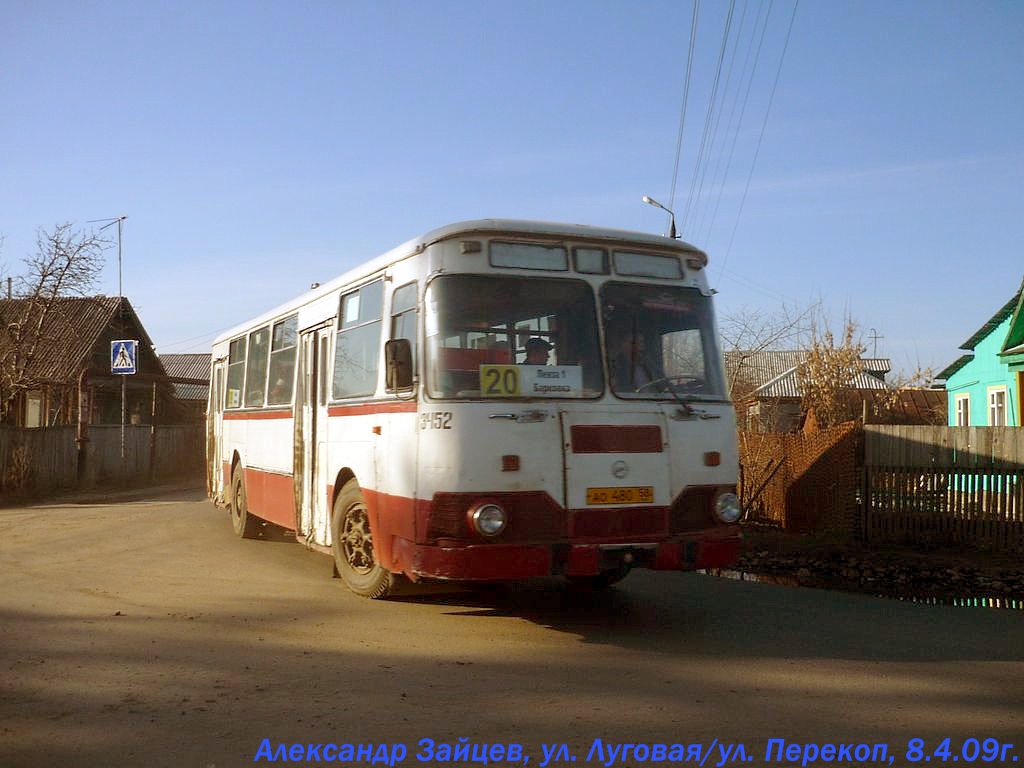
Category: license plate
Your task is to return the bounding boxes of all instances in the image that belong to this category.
[586,486,654,505]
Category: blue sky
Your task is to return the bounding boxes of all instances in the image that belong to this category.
[2,0,1022,377]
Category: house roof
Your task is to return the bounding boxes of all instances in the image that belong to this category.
[958,284,1022,351]
[936,278,1024,380]
[725,349,891,399]
[0,296,163,384]
[159,353,211,401]
[160,353,211,381]
[754,367,891,399]
[935,354,973,381]
[998,277,1024,359]
[725,350,804,389]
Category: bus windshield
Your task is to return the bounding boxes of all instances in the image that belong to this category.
[602,282,726,400]
[426,275,603,399]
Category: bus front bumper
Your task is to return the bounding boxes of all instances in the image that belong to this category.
[395,528,742,582]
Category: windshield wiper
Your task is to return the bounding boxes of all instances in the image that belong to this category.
[635,376,722,419]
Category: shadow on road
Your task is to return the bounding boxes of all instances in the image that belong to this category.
[3,494,1023,768]
[389,570,1024,663]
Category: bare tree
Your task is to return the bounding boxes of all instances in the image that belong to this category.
[0,223,110,419]
[720,301,820,436]
[720,301,818,399]
[720,301,819,515]
[719,302,818,354]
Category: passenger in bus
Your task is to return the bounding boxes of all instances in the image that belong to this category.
[612,333,659,392]
[524,337,553,365]
[270,377,289,404]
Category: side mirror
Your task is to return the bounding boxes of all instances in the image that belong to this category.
[384,339,414,391]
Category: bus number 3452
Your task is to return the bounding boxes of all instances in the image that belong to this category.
[420,411,453,430]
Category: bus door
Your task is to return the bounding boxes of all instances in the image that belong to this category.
[208,358,227,502]
[559,407,672,523]
[297,325,332,542]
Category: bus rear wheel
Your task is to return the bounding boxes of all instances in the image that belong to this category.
[230,467,260,539]
[331,480,393,599]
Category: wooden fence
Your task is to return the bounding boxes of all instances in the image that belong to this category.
[863,425,1024,552]
[0,424,204,499]
[0,426,78,492]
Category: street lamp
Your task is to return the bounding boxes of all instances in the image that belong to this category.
[641,195,678,239]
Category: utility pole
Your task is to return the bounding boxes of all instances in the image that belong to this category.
[90,216,129,466]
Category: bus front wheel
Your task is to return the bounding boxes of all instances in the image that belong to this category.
[230,467,260,539]
[332,480,393,599]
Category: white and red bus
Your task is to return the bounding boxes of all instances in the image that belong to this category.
[208,220,742,598]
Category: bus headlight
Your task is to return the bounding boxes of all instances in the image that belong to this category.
[713,491,742,524]
[469,503,507,537]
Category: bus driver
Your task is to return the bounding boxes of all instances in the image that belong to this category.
[524,337,553,365]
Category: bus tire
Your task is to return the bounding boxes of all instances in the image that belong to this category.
[230,467,260,539]
[332,480,393,599]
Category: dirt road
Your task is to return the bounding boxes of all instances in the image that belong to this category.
[2,489,1023,767]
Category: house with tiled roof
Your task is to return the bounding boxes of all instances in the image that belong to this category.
[0,295,173,428]
[725,349,892,431]
[937,280,1024,426]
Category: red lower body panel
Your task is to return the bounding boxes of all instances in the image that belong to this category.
[393,538,553,581]
[242,467,296,530]
[650,530,742,571]
[389,527,742,582]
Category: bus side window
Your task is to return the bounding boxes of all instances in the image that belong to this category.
[225,336,246,408]
[333,280,384,399]
[267,315,298,405]
[387,282,415,391]
[244,326,271,407]
[390,281,418,377]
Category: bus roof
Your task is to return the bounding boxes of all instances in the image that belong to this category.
[211,219,708,348]
[419,219,704,254]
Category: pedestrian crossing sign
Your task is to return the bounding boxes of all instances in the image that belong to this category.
[111,339,138,375]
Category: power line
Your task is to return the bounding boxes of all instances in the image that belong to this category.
[690,0,756,244]
[156,329,221,352]
[717,0,799,281]
[680,0,737,235]
[693,0,770,245]
[668,0,701,215]
[716,264,795,304]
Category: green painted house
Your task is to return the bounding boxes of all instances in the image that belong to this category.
[938,280,1024,426]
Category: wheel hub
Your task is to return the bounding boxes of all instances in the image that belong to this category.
[341,505,374,574]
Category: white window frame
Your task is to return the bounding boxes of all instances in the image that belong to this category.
[955,394,970,427]
[988,386,1008,426]
[24,390,44,428]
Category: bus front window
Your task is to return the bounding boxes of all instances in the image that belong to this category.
[425,275,602,399]
[603,283,726,400]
